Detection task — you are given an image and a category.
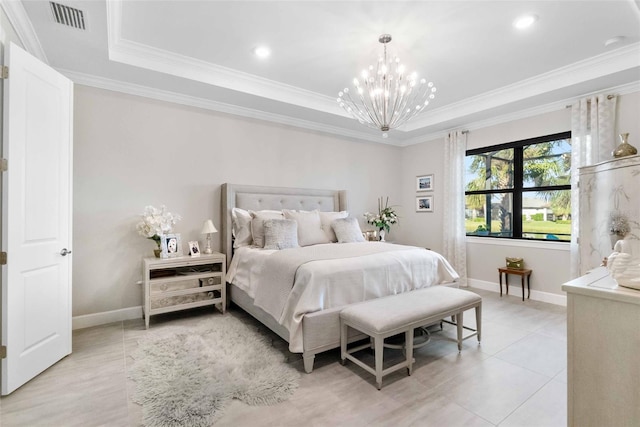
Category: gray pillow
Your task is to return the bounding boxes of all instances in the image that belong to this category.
[332,217,365,243]
[263,219,299,250]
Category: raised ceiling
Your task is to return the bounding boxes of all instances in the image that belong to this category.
[10,0,640,145]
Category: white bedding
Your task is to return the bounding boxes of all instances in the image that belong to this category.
[227,242,459,352]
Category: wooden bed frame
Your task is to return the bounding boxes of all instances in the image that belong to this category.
[221,183,369,373]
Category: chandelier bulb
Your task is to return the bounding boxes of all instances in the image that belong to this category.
[353,78,359,86]
[429,94,435,99]
[420,78,426,84]
[428,82,434,87]
[344,88,349,93]
[431,87,437,93]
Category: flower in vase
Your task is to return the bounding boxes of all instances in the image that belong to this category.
[364,197,398,233]
[136,205,181,247]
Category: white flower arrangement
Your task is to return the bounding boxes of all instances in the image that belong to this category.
[364,197,398,233]
[136,205,181,248]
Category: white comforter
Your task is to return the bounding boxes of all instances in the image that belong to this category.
[227,242,459,352]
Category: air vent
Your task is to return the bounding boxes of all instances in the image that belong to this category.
[50,2,85,30]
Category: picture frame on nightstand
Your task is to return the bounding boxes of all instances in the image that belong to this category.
[188,241,201,257]
[160,233,182,258]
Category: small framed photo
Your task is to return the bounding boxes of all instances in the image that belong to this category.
[160,233,182,258]
[188,241,201,257]
[416,195,434,212]
[416,174,434,192]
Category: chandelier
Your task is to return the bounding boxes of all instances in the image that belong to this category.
[337,34,436,135]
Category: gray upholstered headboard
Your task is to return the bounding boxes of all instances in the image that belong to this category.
[221,183,348,266]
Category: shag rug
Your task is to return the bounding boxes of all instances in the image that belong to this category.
[130,315,300,427]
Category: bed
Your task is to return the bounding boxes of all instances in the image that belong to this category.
[221,183,459,373]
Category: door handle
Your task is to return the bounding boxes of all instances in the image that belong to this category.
[60,248,72,256]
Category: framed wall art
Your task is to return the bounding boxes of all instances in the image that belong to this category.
[416,195,434,212]
[160,233,182,258]
[416,174,434,192]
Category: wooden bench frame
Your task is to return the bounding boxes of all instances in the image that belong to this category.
[340,295,481,390]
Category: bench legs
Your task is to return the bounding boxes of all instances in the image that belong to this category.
[340,301,482,389]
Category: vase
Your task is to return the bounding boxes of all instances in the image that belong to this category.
[153,248,161,258]
[379,229,386,242]
[612,133,637,158]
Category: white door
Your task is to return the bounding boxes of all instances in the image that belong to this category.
[1,42,73,395]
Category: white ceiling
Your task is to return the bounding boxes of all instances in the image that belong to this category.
[9,0,640,145]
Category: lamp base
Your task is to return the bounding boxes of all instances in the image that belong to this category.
[204,234,213,254]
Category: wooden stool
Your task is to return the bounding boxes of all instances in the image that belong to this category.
[498,267,532,301]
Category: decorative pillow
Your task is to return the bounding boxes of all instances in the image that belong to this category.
[332,217,366,243]
[250,210,285,248]
[231,208,253,248]
[319,211,348,242]
[263,219,299,250]
[283,209,330,246]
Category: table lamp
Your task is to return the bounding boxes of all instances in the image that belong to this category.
[201,219,218,254]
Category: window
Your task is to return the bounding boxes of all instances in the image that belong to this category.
[464,131,571,241]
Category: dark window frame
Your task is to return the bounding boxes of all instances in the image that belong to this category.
[465,131,572,241]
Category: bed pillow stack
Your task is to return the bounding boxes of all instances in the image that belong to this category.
[231,208,363,249]
[249,210,285,247]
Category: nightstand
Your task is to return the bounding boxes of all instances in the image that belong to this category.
[142,252,226,328]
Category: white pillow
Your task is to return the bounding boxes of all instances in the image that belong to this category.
[283,209,330,246]
[249,210,284,248]
[263,219,299,250]
[319,211,348,242]
[332,217,366,243]
[231,208,253,248]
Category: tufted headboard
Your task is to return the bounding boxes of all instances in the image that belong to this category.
[221,183,348,266]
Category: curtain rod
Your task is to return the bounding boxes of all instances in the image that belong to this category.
[565,94,615,108]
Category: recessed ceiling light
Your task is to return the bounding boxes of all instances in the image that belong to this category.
[513,14,538,30]
[253,46,271,59]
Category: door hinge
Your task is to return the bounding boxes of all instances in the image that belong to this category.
[0,66,7,79]
[0,252,6,265]
[0,158,7,172]
[0,346,6,359]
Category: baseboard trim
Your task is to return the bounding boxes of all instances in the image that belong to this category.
[468,278,566,306]
[72,306,143,330]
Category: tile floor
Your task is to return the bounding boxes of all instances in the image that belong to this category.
[0,288,568,426]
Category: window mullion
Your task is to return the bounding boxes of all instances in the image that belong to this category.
[513,147,523,238]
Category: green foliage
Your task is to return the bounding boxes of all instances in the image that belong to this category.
[531,213,544,221]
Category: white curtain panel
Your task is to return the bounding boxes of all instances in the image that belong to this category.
[443,130,468,286]
[570,94,617,277]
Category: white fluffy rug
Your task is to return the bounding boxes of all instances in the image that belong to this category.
[130,315,300,427]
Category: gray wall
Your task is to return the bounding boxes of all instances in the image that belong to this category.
[73,86,402,316]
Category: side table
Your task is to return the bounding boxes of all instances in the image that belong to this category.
[142,252,226,328]
[498,267,532,301]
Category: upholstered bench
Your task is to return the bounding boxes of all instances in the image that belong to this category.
[340,286,482,390]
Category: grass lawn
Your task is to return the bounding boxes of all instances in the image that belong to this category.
[466,220,571,240]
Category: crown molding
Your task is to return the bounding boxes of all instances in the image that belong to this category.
[59,68,399,146]
[105,0,342,118]
[403,42,640,132]
[0,0,47,63]
[398,80,640,147]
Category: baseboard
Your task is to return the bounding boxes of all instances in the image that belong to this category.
[468,278,566,307]
[72,306,143,330]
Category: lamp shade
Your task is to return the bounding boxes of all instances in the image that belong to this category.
[201,219,218,234]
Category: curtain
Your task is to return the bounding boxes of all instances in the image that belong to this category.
[443,130,468,286]
[570,94,617,277]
